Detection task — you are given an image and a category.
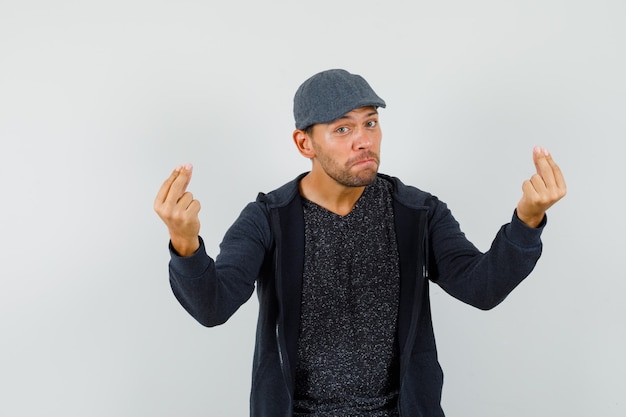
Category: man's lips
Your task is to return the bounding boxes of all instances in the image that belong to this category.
[348,152,379,167]
[351,157,379,168]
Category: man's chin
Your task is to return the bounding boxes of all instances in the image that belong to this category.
[348,170,378,187]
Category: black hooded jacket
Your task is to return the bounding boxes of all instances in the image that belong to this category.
[168,173,544,417]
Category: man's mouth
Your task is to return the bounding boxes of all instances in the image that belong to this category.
[349,153,379,167]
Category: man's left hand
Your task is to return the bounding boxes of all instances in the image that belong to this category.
[516,146,567,228]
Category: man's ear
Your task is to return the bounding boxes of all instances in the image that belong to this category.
[293,129,315,159]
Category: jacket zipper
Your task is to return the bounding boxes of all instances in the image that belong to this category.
[397,213,429,417]
[269,207,294,406]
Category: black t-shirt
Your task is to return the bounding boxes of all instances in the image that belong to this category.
[294,177,401,417]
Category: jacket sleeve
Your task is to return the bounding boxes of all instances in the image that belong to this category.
[168,202,272,326]
[428,198,545,310]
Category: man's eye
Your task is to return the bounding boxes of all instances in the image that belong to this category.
[367,120,377,128]
[336,127,349,133]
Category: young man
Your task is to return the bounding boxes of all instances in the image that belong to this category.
[154,69,566,417]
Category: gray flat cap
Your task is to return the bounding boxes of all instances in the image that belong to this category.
[293,69,386,130]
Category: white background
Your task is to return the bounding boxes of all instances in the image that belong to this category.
[1,0,624,416]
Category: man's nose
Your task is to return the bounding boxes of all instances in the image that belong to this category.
[353,128,372,149]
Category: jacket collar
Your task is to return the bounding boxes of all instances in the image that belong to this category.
[258,172,431,211]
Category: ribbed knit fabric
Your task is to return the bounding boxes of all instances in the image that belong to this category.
[294,178,401,417]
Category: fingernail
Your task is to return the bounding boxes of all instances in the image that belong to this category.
[175,165,183,172]
[184,163,193,171]
[543,147,550,156]
[534,146,542,154]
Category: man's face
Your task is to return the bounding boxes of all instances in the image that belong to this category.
[307,106,382,187]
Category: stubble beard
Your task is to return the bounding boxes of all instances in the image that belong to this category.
[319,151,380,188]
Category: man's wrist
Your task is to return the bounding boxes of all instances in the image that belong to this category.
[516,211,545,229]
[170,236,200,257]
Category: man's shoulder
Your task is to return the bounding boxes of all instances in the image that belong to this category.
[255,173,307,209]
[377,173,438,209]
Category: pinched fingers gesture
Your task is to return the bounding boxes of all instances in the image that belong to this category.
[154,164,201,256]
[516,147,567,228]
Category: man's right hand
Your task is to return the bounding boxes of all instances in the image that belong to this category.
[154,164,201,256]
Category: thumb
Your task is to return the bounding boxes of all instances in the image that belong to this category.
[179,163,194,193]
[532,146,548,174]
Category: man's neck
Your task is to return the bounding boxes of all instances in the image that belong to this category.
[298,172,366,216]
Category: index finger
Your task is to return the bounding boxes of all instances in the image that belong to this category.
[533,147,566,189]
[155,164,193,205]
[532,147,557,187]
[545,152,566,190]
